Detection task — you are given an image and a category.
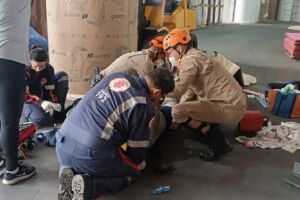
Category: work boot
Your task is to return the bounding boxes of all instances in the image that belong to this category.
[199,126,233,162]
[72,174,92,200]
[147,148,174,174]
[181,122,211,144]
[199,141,233,162]
[58,168,75,200]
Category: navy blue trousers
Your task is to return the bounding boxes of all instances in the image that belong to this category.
[56,134,139,198]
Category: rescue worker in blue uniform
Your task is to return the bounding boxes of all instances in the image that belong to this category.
[56,68,175,200]
[22,47,69,126]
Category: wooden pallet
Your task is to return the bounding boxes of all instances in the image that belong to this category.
[285,50,300,59]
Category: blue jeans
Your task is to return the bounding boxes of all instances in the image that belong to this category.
[29,26,48,51]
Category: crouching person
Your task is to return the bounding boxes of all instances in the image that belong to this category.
[56,68,174,200]
[90,35,167,88]
[22,47,69,126]
[163,29,247,161]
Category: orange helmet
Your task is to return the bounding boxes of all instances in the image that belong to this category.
[163,28,191,51]
[149,35,165,49]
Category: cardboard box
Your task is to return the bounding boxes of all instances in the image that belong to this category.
[46,0,139,95]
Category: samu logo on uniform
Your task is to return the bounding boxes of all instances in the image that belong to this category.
[109,78,131,92]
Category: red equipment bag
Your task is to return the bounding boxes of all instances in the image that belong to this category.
[239,111,268,133]
[0,124,36,150]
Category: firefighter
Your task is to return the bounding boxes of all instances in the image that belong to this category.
[56,68,174,200]
[22,47,69,126]
[90,35,167,88]
[163,28,247,161]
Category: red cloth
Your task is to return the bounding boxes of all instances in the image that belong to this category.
[119,149,140,173]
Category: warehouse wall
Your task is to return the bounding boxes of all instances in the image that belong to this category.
[291,0,300,21]
[222,0,235,23]
[223,0,280,24]
[277,0,300,22]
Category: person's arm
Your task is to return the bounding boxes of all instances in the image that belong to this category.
[167,59,198,98]
[125,104,154,170]
[24,70,41,105]
[179,87,196,103]
[137,53,155,77]
[24,92,41,105]
[43,65,58,103]
[29,26,48,51]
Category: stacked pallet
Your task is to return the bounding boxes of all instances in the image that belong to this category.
[284,33,300,59]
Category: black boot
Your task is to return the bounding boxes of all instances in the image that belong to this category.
[199,126,233,162]
[146,138,174,174]
[181,122,211,145]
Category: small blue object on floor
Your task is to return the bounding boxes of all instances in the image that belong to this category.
[152,185,171,195]
[35,127,59,147]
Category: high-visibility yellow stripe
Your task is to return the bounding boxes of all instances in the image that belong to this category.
[127,140,150,148]
[45,85,55,90]
[101,96,147,140]
[57,76,68,82]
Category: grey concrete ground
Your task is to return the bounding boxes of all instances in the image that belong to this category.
[1,23,300,200]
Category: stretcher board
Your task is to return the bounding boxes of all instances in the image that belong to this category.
[288,26,300,31]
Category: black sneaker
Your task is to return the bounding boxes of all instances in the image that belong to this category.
[72,174,92,200]
[2,164,36,185]
[0,160,5,177]
[58,168,75,200]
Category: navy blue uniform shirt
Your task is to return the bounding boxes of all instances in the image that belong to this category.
[60,72,155,166]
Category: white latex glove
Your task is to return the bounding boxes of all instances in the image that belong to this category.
[41,101,61,113]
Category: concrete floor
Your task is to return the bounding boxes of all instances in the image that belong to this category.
[1,23,300,200]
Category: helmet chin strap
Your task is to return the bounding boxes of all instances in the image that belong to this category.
[178,45,190,59]
[174,48,181,58]
[173,45,187,59]
[150,48,160,62]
